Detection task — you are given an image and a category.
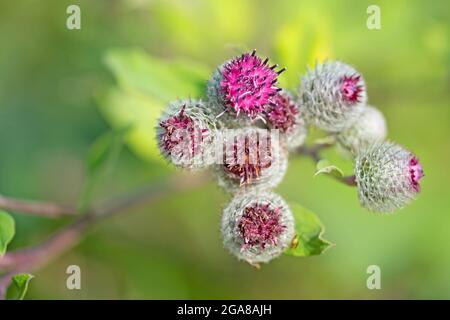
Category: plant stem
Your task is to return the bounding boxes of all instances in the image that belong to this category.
[0,195,76,218]
[0,172,208,299]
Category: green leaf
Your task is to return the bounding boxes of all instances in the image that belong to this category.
[285,203,333,257]
[79,127,131,212]
[104,48,210,102]
[0,210,15,256]
[11,273,34,300]
[87,127,130,176]
[99,48,211,163]
[314,159,344,179]
[97,87,165,163]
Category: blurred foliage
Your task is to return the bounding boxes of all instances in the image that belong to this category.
[79,126,130,211]
[0,0,448,299]
[98,48,210,163]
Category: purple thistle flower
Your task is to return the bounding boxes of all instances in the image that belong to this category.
[223,133,273,186]
[238,203,286,251]
[159,106,200,156]
[340,75,364,103]
[221,191,295,264]
[220,50,283,118]
[208,50,285,123]
[157,99,216,170]
[298,61,367,132]
[355,142,425,213]
[214,128,287,193]
[264,90,308,150]
[265,91,299,133]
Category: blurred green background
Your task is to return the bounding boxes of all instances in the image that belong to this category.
[0,0,448,299]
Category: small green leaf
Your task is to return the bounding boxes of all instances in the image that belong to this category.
[0,210,15,256]
[11,273,34,300]
[285,203,333,257]
[315,159,344,179]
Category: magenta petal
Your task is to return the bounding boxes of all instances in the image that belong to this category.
[238,203,286,250]
[220,52,282,118]
[409,156,424,192]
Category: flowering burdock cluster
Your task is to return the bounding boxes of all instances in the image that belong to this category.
[157,50,424,266]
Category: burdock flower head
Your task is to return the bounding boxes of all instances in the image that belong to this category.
[157,99,216,170]
[221,191,295,264]
[336,105,387,154]
[298,60,367,132]
[265,89,307,151]
[355,142,424,213]
[214,127,287,193]
[207,50,285,126]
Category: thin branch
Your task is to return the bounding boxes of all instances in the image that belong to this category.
[296,142,333,162]
[296,145,323,163]
[91,174,200,218]
[0,173,209,299]
[0,195,76,218]
[0,217,90,272]
[0,218,90,299]
[329,174,357,186]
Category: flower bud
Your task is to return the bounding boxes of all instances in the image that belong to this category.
[157,99,216,170]
[213,127,287,193]
[207,50,285,127]
[221,191,295,264]
[336,105,387,154]
[265,90,308,151]
[298,61,367,132]
[355,142,424,213]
